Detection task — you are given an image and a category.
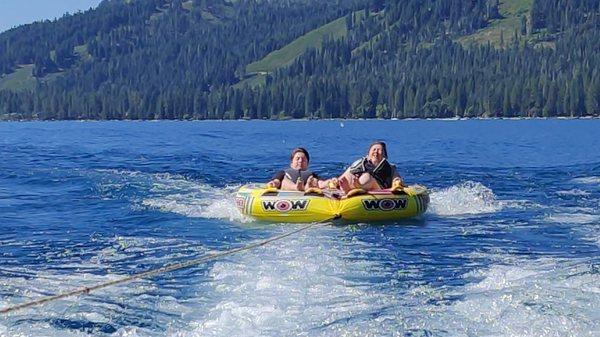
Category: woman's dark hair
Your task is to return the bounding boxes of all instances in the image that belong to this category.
[369,141,388,158]
[290,147,310,163]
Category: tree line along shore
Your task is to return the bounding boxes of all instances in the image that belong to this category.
[1,0,599,120]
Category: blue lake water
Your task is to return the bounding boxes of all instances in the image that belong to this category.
[0,120,599,336]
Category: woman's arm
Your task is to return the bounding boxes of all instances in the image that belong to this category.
[391,166,404,188]
[266,178,281,188]
[267,171,285,188]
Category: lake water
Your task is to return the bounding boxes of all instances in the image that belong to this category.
[0,120,599,336]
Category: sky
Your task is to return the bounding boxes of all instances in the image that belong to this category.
[0,0,102,33]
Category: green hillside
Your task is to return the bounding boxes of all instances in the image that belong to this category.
[458,0,534,47]
[245,14,351,75]
[0,65,35,91]
[2,0,599,120]
[0,43,89,91]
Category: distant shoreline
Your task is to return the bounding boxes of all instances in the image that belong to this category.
[1,116,600,123]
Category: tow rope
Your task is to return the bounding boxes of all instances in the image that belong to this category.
[0,222,322,315]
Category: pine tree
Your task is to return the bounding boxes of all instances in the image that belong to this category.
[585,74,600,115]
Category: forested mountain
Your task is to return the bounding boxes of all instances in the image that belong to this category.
[0,0,599,120]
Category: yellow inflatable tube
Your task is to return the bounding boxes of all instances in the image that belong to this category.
[235,184,429,223]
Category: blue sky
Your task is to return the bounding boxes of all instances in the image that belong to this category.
[0,0,102,33]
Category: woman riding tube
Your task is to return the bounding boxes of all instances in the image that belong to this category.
[337,141,404,194]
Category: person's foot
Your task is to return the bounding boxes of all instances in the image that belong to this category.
[338,176,351,193]
[327,178,339,189]
[306,176,318,188]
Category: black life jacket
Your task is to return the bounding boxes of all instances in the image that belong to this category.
[349,157,394,188]
[284,168,315,183]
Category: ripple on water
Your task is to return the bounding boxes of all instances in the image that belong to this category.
[544,213,600,225]
[556,189,591,197]
[571,176,600,185]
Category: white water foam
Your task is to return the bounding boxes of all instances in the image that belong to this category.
[5,229,407,337]
[571,176,600,185]
[428,181,504,216]
[542,204,600,247]
[586,234,600,248]
[434,258,600,337]
[0,235,209,337]
[170,227,411,337]
[95,169,250,222]
[142,174,248,222]
[142,182,249,223]
[545,213,600,225]
[7,169,594,336]
[2,231,598,337]
[0,269,160,337]
[170,231,600,337]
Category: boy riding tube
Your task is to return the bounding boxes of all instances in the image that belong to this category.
[267,147,331,191]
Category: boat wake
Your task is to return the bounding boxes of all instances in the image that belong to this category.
[423,256,600,337]
[103,172,509,221]
[176,227,407,337]
[141,182,247,223]
[428,181,504,216]
[545,212,600,225]
[1,235,598,337]
[571,176,600,185]
[94,169,250,223]
[0,234,211,337]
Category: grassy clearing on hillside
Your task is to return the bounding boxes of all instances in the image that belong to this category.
[350,11,393,56]
[182,1,193,11]
[458,16,522,46]
[500,0,534,15]
[0,64,66,92]
[74,44,91,60]
[233,73,267,89]
[1,42,88,92]
[245,15,349,74]
[0,65,35,91]
[458,0,534,47]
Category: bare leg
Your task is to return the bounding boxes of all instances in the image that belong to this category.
[357,173,382,191]
[358,172,371,186]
